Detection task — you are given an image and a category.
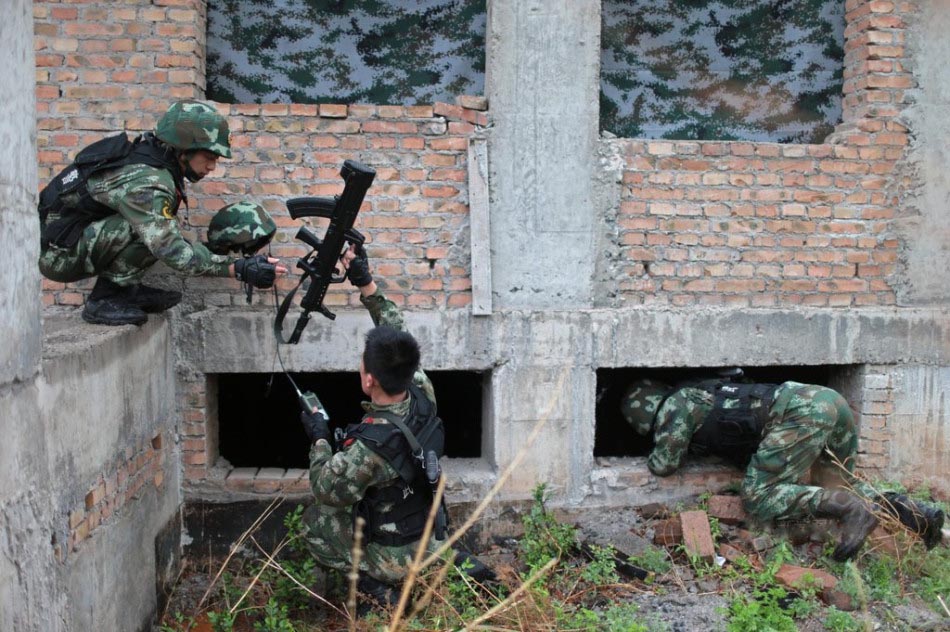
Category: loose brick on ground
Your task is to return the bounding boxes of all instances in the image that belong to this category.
[707,495,747,525]
[775,564,838,591]
[652,517,683,546]
[680,510,716,563]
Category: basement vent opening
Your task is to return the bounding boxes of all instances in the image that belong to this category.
[595,365,855,457]
[217,371,485,469]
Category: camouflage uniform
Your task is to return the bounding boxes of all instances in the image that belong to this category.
[38,164,232,285]
[633,381,878,522]
[302,290,439,584]
[39,100,236,286]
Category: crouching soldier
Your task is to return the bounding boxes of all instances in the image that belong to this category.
[622,377,945,560]
[298,245,492,615]
[38,100,286,326]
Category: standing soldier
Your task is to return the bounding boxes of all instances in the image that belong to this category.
[38,100,286,326]
[298,245,491,614]
[622,377,945,560]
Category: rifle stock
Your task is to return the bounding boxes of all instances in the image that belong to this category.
[275,159,377,344]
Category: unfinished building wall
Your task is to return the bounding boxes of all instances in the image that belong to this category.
[31,0,950,530]
[1,1,53,630]
[0,4,185,631]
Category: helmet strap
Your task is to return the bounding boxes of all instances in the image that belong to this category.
[181,149,205,182]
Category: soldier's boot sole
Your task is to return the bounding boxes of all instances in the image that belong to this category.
[82,298,148,326]
[833,506,879,562]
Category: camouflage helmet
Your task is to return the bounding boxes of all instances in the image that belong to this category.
[206,201,277,255]
[155,100,232,158]
[620,379,673,436]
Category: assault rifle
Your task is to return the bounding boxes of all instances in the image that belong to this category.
[274,159,376,344]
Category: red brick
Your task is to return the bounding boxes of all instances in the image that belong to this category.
[652,517,683,546]
[680,511,716,563]
[707,495,747,525]
[775,564,837,591]
[68,509,84,530]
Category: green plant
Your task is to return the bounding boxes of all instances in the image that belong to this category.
[910,544,950,615]
[520,483,577,571]
[207,610,237,632]
[725,585,797,632]
[580,544,620,585]
[560,603,648,632]
[823,607,862,632]
[261,506,322,609]
[254,598,295,632]
[628,546,672,576]
[158,611,195,632]
[764,540,795,576]
[784,591,819,619]
[859,554,903,603]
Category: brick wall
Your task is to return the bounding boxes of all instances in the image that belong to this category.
[853,366,895,473]
[59,431,169,562]
[34,0,483,311]
[610,0,913,308]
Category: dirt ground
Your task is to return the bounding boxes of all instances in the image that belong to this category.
[156,498,950,631]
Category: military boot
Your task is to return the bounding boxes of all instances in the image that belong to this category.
[879,493,945,549]
[454,551,497,584]
[124,284,182,313]
[82,277,148,326]
[816,490,879,561]
[356,574,401,618]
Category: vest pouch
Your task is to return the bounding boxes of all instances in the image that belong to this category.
[355,481,431,547]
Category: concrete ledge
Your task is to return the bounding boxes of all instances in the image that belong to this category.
[178,306,950,370]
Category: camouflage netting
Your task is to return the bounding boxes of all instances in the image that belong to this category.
[206,0,485,105]
[601,0,845,143]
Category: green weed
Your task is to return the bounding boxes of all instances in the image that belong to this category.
[519,483,578,572]
[823,607,862,632]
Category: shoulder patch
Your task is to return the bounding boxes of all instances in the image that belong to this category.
[160,199,174,219]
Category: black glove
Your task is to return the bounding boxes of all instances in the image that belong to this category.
[300,408,330,443]
[234,255,277,289]
[346,244,373,288]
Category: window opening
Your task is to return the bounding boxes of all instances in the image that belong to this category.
[595,365,841,457]
[600,0,845,142]
[207,0,486,105]
[217,370,484,468]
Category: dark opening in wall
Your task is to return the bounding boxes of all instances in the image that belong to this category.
[217,371,485,468]
[595,365,839,457]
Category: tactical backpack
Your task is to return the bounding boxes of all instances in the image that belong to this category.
[345,384,448,546]
[39,132,185,249]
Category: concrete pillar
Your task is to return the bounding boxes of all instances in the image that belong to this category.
[888,366,950,490]
[486,0,602,308]
[0,0,40,380]
[897,2,950,304]
[0,1,63,631]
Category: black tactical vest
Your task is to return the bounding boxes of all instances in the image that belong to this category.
[345,384,445,547]
[39,132,186,249]
[688,381,780,468]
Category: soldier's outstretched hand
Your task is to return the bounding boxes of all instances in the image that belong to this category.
[342,243,373,288]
